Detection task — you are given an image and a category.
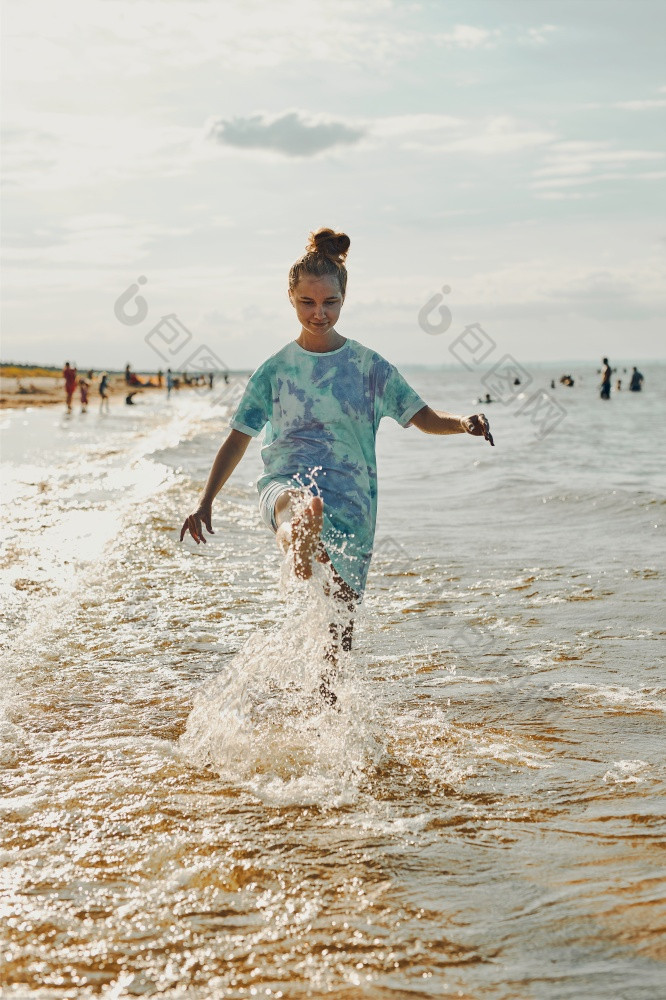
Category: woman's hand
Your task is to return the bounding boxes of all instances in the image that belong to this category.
[461,413,494,446]
[180,506,214,544]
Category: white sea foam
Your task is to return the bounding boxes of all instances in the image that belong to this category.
[551,683,666,714]
[603,759,652,784]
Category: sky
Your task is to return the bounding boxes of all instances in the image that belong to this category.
[1,0,665,372]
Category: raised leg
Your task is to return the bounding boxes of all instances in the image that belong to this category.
[273,490,359,705]
[274,489,325,580]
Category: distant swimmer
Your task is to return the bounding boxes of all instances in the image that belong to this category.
[560,374,574,387]
[550,379,556,389]
[477,392,494,404]
[629,366,644,392]
[600,357,611,400]
[616,379,622,391]
[179,226,495,704]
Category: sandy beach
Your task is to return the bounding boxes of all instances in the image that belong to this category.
[1,373,172,409]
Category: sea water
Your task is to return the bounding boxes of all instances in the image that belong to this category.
[1,363,664,999]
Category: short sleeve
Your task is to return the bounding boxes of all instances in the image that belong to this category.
[229,362,273,437]
[375,360,426,427]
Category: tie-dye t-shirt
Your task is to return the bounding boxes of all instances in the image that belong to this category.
[229,338,426,597]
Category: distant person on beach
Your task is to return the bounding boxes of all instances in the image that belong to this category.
[17,379,38,395]
[99,372,110,413]
[180,227,494,701]
[630,366,644,392]
[600,357,612,400]
[166,368,174,399]
[125,363,145,387]
[157,369,164,388]
[79,377,89,413]
[63,362,77,412]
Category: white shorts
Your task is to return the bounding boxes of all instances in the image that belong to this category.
[258,479,301,533]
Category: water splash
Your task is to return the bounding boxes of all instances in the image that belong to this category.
[179,557,380,806]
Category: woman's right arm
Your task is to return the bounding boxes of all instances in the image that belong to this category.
[180,429,252,544]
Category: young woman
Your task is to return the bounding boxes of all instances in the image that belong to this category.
[180,228,493,671]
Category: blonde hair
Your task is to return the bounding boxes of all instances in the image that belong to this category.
[288,227,350,297]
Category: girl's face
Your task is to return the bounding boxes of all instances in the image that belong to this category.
[289,274,344,337]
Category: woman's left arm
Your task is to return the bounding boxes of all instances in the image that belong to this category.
[410,405,494,445]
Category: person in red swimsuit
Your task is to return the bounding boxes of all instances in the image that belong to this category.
[63,362,77,412]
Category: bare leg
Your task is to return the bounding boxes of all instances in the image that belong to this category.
[273,490,358,705]
[275,490,324,580]
[320,570,357,706]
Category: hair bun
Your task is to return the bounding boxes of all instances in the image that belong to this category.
[306,227,350,263]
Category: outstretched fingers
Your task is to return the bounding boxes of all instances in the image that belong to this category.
[180,512,213,544]
[181,515,203,544]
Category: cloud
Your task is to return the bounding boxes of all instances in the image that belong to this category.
[434,24,499,49]
[372,114,465,137]
[582,97,666,111]
[374,113,556,154]
[521,24,558,45]
[433,22,558,50]
[203,109,557,160]
[1,115,199,191]
[205,111,366,157]
[1,214,195,267]
[443,259,665,323]
[535,191,599,201]
[3,0,424,85]
[615,98,666,110]
[440,117,556,154]
[531,140,665,194]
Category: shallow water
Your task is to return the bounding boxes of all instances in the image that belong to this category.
[1,363,664,999]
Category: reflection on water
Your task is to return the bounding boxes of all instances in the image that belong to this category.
[1,368,665,998]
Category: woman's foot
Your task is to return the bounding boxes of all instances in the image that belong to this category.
[291,495,324,580]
